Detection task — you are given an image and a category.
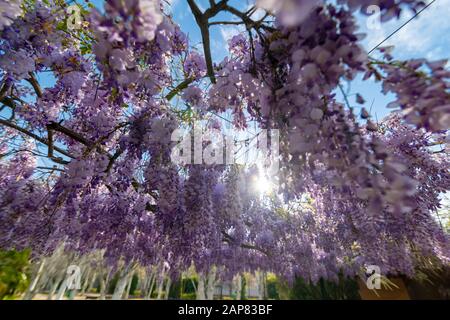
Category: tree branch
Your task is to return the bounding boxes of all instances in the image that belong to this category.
[26,72,43,98]
[223,5,275,32]
[186,0,273,84]
[209,20,245,26]
[165,77,195,101]
[45,125,69,165]
[222,231,271,257]
[47,122,95,148]
[187,0,216,83]
[105,147,124,173]
[0,80,12,101]
[0,119,74,161]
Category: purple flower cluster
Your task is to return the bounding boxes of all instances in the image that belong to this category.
[0,0,22,30]
[0,0,448,284]
[371,58,450,132]
[183,51,207,80]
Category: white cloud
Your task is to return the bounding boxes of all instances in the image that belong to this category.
[247,4,267,21]
[220,26,243,42]
[164,0,179,15]
[359,0,450,61]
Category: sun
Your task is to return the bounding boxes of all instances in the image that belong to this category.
[253,173,273,195]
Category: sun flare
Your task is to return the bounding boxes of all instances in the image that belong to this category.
[253,174,273,195]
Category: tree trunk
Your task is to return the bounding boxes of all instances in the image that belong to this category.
[81,269,92,295]
[257,271,265,300]
[123,273,134,300]
[141,274,150,298]
[23,258,46,300]
[234,274,242,300]
[263,272,268,299]
[156,277,165,300]
[99,268,112,300]
[164,278,172,300]
[56,278,68,300]
[80,269,89,294]
[196,274,206,300]
[112,267,131,300]
[47,274,64,300]
[87,272,97,293]
[145,272,156,300]
[206,267,216,300]
[156,265,168,300]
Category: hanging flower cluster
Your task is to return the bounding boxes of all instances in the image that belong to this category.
[0,0,448,284]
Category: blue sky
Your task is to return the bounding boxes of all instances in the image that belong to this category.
[83,0,450,121]
[23,0,450,169]
[166,0,450,121]
[2,1,449,213]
